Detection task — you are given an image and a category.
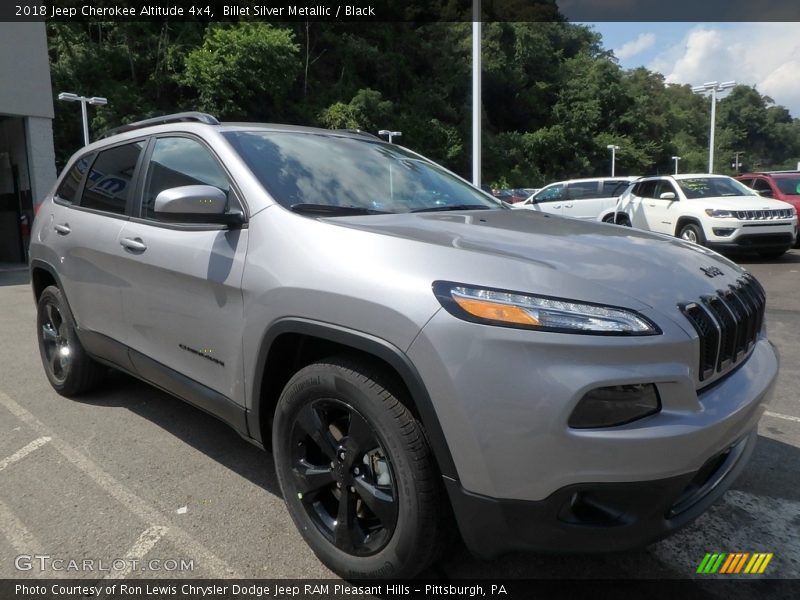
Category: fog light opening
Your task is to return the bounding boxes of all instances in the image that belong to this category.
[712,228,735,237]
[568,384,661,429]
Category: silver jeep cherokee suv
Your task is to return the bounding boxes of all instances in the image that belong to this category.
[30,113,777,578]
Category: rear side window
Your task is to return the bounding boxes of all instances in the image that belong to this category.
[54,154,92,203]
[602,180,631,197]
[80,141,145,215]
[142,137,231,220]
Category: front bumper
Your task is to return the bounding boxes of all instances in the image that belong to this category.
[408,307,778,556]
[446,429,757,558]
[705,221,796,251]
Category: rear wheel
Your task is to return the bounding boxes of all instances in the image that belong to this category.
[678,223,706,246]
[273,357,446,578]
[36,286,105,396]
[614,213,631,226]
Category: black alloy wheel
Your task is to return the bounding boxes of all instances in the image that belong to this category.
[36,285,104,396]
[273,357,448,578]
[290,399,398,556]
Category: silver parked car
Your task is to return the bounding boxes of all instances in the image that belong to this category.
[30,113,777,578]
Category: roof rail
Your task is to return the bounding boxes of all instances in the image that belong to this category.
[335,128,382,141]
[99,112,219,139]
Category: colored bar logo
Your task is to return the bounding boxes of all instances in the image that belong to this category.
[697,552,773,574]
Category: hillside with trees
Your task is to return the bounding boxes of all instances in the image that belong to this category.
[47,20,800,185]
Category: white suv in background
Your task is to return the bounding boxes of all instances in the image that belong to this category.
[615,174,797,258]
[513,177,636,221]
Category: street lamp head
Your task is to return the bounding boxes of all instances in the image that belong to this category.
[378,130,390,136]
[720,80,736,90]
[671,156,681,160]
[607,144,620,150]
[58,92,80,102]
[88,97,108,106]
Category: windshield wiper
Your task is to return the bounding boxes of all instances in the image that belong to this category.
[411,204,494,213]
[290,203,393,216]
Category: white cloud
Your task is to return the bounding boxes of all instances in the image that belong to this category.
[614,33,656,61]
[649,24,800,116]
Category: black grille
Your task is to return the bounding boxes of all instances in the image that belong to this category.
[679,274,766,382]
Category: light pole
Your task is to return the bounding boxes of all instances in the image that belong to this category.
[671,155,681,175]
[472,0,481,187]
[378,130,402,144]
[58,92,108,146]
[691,80,735,173]
[732,151,745,174]
[607,144,620,177]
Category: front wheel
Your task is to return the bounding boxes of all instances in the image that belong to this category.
[273,357,447,578]
[678,223,706,246]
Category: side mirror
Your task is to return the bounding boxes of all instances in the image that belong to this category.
[154,185,244,225]
[660,192,676,200]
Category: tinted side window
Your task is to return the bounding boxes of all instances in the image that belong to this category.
[602,180,631,197]
[567,181,600,200]
[752,178,772,193]
[534,184,565,202]
[80,142,145,215]
[636,181,659,199]
[654,181,678,198]
[143,137,231,220]
[55,154,92,203]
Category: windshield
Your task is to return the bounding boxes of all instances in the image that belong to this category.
[775,177,800,195]
[223,131,501,214]
[677,177,757,199]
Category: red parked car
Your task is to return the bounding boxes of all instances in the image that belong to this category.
[736,172,800,246]
[736,171,800,211]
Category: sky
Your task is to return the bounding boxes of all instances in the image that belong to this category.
[586,23,800,117]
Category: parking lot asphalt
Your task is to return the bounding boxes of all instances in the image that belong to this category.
[0,251,798,584]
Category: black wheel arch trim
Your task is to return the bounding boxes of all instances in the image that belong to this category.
[250,317,459,481]
[674,216,704,238]
[30,259,63,303]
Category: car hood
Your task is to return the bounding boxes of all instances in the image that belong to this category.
[693,195,794,211]
[326,209,748,313]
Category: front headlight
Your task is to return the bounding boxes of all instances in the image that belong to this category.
[433,282,660,335]
[705,209,736,218]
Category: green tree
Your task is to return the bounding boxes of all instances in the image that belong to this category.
[182,23,301,119]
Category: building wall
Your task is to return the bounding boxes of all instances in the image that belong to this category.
[0,22,56,261]
[0,22,54,120]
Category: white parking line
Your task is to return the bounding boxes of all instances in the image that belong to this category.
[764,411,800,424]
[0,391,241,578]
[0,497,42,554]
[0,498,69,579]
[103,525,169,580]
[0,436,51,472]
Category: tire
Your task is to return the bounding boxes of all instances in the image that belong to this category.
[614,213,632,226]
[273,356,447,579]
[601,213,615,224]
[758,249,787,260]
[678,222,706,246]
[36,285,105,396]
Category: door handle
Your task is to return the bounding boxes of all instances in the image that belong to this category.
[120,237,147,252]
[564,203,573,208]
[552,204,561,209]
[54,223,71,235]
